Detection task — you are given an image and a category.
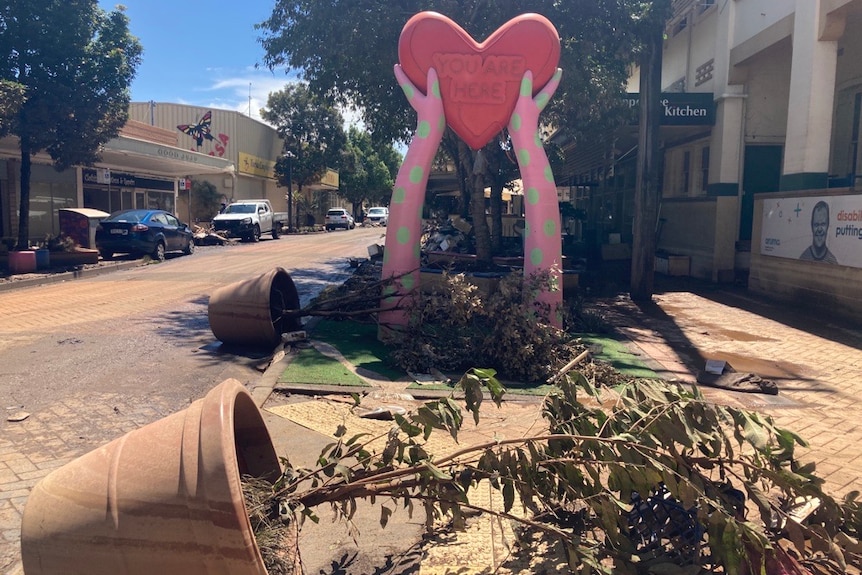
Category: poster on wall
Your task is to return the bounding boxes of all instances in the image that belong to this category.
[760,195,862,268]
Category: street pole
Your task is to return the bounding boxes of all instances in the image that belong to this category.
[283,151,295,234]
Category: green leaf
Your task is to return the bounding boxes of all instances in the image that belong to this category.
[423,461,452,481]
[502,480,515,512]
[380,505,393,528]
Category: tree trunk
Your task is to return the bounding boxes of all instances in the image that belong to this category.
[17,136,31,250]
[630,21,664,303]
[469,148,492,264]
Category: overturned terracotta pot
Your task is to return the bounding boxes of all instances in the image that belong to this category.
[21,379,281,575]
[208,267,302,348]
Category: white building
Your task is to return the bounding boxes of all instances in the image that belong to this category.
[565,0,862,321]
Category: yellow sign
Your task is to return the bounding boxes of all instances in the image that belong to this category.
[321,168,339,189]
[239,152,276,178]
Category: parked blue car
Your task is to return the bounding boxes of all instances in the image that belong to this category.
[95,209,195,261]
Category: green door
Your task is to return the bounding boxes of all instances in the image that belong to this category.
[740,145,782,241]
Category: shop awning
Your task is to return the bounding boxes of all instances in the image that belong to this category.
[97,136,235,178]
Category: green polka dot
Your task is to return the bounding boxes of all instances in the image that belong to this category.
[536,93,549,110]
[409,166,424,184]
[401,273,415,291]
[383,250,390,264]
[518,149,530,166]
[520,77,532,97]
[383,285,396,296]
[417,121,431,138]
[510,113,522,131]
[432,80,441,98]
[534,133,542,147]
[397,226,411,245]
[543,219,557,236]
[527,187,540,205]
[524,221,531,237]
[438,115,446,131]
[544,166,554,183]
[393,186,406,203]
[413,242,421,259]
[402,84,415,99]
[530,248,543,266]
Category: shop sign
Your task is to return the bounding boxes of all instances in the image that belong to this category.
[83,169,174,191]
[239,152,276,178]
[623,92,715,126]
[761,194,862,269]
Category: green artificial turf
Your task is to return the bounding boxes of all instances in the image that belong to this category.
[306,319,407,381]
[580,334,658,379]
[278,346,371,387]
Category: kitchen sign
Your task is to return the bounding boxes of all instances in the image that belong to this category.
[624,92,715,126]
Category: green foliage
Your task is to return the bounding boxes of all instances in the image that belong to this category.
[248,369,861,574]
[190,180,223,222]
[388,269,579,383]
[262,84,347,193]
[339,127,397,209]
[0,0,142,246]
[0,80,26,136]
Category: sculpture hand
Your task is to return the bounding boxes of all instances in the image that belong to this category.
[508,68,562,147]
[394,64,445,129]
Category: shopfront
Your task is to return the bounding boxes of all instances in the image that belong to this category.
[82,168,177,215]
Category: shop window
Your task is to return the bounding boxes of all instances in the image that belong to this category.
[682,151,691,196]
[700,147,710,194]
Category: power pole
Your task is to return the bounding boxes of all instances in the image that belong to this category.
[630,12,665,303]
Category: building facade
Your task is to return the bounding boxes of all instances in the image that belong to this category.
[563,0,862,320]
[128,103,340,229]
[0,121,234,247]
[1,103,342,247]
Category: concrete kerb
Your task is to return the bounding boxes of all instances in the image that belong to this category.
[0,258,145,292]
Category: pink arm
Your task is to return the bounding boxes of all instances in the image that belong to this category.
[379,65,446,330]
[508,69,564,326]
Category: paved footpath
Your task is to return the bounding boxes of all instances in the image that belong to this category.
[588,278,862,499]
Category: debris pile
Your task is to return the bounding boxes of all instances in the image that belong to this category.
[193,224,235,246]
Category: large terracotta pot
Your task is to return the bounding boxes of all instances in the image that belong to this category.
[208,267,302,348]
[21,379,281,575]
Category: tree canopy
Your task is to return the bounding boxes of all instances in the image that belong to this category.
[262,83,347,194]
[257,0,654,150]
[339,127,397,213]
[1,0,142,248]
[257,0,665,263]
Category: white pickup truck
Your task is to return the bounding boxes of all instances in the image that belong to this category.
[211,200,288,241]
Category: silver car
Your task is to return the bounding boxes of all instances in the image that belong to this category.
[366,206,389,226]
[325,208,355,230]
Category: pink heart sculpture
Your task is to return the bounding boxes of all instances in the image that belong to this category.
[398,12,560,150]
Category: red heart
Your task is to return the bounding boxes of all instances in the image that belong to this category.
[398,12,560,150]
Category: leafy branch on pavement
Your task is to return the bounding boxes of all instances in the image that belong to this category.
[245,367,862,574]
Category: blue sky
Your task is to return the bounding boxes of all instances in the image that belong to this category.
[99,1,297,122]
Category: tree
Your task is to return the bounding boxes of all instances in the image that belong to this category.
[262,83,347,194]
[190,179,222,223]
[339,127,397,214]
[257,1,647,264]
[630,0,672,303]
[0,1,142,249]
[247,364,862,574]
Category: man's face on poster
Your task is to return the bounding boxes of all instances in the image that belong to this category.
[812,206,829,249]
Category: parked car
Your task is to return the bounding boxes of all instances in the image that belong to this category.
[95,209,195,261]
[366,206,389,226]
[325,208,355,231]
